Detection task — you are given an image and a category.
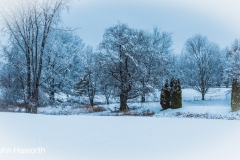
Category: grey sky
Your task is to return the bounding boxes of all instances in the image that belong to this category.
[0,0,239,53]
[62,0,240,53]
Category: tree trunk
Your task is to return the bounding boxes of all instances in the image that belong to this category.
[26,51,31,103]
[90,98,94,107]
[141,94,146,103]
[201,93,205,100]
[140,79,146,103]
[50,91,55,104]
[120,93,128,111]
[49,77,55,104]
[25,86,38,114]
[26,101,38,114]
[106,97,110,105]
[28,83,39,114]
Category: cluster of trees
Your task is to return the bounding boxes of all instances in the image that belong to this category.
[0,0,173,112]
[74,23,173,110]
[0,0,240,113]
[160,78,182,110]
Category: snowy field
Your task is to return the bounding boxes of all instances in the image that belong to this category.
[1,87,240,160]
[1,113,240,160]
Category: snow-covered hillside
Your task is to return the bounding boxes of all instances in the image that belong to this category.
[1,113,240,160]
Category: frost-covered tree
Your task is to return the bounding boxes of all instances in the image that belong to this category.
[99,23,172,110]
[98,61,116,105]
[75,46,98,107]
[226,40,240,79]
[0,0,70,113]
[221,47,231,88]
[0,62,25,104]
[41,30,84,104]
[99,23,142,111]
[134,30,153,103]
[182,34,222,100]
[137,28,172,102]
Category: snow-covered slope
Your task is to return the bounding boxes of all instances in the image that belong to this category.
[1,113,240,160]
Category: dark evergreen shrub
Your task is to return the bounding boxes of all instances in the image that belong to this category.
[161,78,182,110]
[170,78,182,109]
[170,78,175,107]
[173,79,182,109]
[160,80,170,110]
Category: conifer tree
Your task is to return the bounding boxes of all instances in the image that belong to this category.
[170,78,176,108]
[231,78,240,111]
[160,80,170,110]
[175,79,182,108]
[169,78,182,109]
[169,78,175,105]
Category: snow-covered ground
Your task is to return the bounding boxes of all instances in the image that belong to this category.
[1,113,240,160]
[37,88,238,120]
[1,87,240,160]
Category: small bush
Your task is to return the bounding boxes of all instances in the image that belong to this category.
[93,106,106,112]
[81,105,106,113]
[122,109,155,117]
[141,109,155,116]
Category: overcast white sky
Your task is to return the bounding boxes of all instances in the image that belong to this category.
[1,0,240,53]
[61,0,240,53]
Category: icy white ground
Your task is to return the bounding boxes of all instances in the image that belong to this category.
[1,113,240,160]
[1,87,240,160]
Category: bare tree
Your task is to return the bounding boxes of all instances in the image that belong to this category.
[42,29,84,104]
[97,57,116,105]
[182,34,222,100]
[227,39,240,79]
[75,46,98,107]
[100,23,140,111]
[0,0,70,113]
[137,28,172,102]
[99,23,173,109]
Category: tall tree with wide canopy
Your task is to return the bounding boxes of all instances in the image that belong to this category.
[99,23,140,111]
[182,34,222,100]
